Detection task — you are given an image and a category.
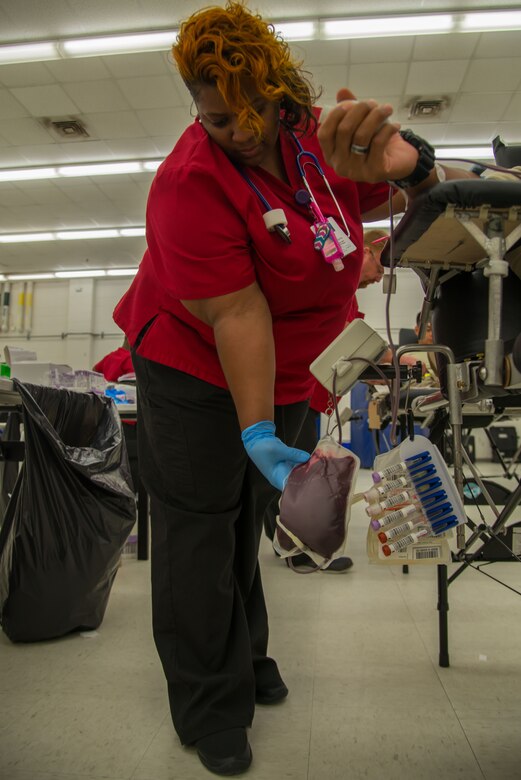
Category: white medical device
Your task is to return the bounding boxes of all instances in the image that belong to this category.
[310,319,387,396]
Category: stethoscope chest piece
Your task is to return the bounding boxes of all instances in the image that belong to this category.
[263,208,291,243]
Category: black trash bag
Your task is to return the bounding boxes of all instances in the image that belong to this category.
[0,381,136,642]
[0,410,22,524]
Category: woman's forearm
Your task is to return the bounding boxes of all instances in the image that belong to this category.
[213,300,275,430]
[181,282,276,430]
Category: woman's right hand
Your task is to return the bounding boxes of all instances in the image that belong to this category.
[241,421,310,491]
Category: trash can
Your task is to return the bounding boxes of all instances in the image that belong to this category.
[0,380,136,642]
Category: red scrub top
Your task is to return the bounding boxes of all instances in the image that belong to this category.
[114,112,388,405]
[93,347,134,382]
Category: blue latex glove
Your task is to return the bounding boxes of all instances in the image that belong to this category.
[241,420,311,491]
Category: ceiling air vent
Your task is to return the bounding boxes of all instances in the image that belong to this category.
[40,117,91,140]
[407,97,448,119]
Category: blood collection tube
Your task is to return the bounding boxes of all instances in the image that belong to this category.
[370,504,422,530]
[381,528,430,556]
[372,451,432,483]
[378,518,428,543]
[364,476,411,503]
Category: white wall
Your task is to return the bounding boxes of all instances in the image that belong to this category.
[355,266,425,341]
[0,277,130,369]
[1,269,426,370]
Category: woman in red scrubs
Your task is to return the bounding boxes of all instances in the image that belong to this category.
[114,3,473,774]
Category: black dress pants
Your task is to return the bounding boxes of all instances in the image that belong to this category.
[132,353,308,745]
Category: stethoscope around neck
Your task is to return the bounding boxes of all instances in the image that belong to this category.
[235,127,351,247]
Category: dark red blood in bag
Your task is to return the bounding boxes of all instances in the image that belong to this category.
[278,449,356,558]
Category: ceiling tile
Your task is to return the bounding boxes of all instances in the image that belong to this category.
[12,140,114,166]
[496,122,521,143]
[349,62,408,98]
[14,144,77,165]
[0,89,30,119]
[411,32,479,61]
[0,147,33,166]
[10,84,80,116]
[309,65,349,103]
[93,179,145,200]
[291,40,349,67]
[135,106,192,137]
[103,51,172,78]
[406,122,448,144]
[442,123,501,144]
[350,37,414,64]
[503,92,521,122]
[18,184,76,206]
[406,59,468,95]
[149,136,180,156]
[0,118,54,146]
[0,62,57,88]
[0,185,36,207]
[104,137,164,158]
[62,79,130,112]
[86,110,147,139]
[116,75,184,110]
[53,140,115,161]
[52,181,109,203]
[474,30,521,58]
[449,93,513,123]
[461,59,521,94]
[170,73,192,107]
[46,57,113,82]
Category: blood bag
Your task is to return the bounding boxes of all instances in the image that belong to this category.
[275,435,359,568]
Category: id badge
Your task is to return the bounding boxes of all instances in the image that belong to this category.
[327,217,357,257]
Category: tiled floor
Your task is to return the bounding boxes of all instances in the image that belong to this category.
[1,465,520,780]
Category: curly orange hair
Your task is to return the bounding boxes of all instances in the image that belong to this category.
[172,2,318,138]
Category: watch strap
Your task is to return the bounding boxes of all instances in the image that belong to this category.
[390,129,436,189]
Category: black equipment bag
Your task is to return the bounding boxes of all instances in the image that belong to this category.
[0,381,136,642]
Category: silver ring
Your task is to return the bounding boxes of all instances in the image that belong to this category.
[350,143,369,155]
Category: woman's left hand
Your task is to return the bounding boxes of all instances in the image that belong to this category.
[317,88,419,183]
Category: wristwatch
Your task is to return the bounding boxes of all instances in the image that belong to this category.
[390,129,436,189]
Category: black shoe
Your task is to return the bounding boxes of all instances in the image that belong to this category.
[195,728,252,776]
[324,556,353,573]
[255,681,289,705]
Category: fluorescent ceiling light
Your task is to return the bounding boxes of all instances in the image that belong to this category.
[58,161,143,177]
[120,227,146,237]
[142,160,162,172]
[0,226,146,243]
[5,269,138,281]
[435,146,494,159]
[0,160,161,183]
[460,11,521,32]
[274,21,316,40]
[0,41,59,65]
[56,229,120,240]
[0,167,58,182]
[322,14,453,39]
[60,31,177,58]
[106,268,139,276]
[55,269,106,278]
[0,232,55,243]
[0,9,519,65]
[6,273,55,280]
